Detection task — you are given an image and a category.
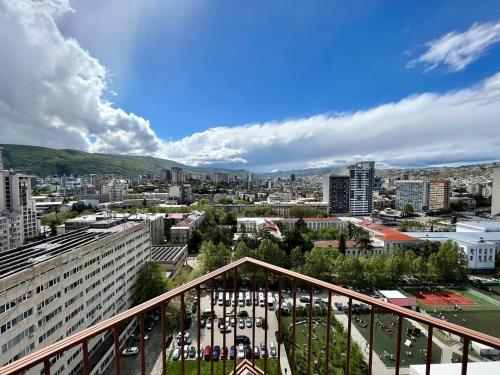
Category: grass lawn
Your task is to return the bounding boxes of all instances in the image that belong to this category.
[165,358,279,374]
[426,309,500,338]
[354,313,442,367]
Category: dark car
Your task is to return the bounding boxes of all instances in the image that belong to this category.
[165,335,173,347]
[200,319,206,328]
[189,346,196,358]
[334,302,343,311]
[229,346,236,360]
[218,317,224,328]
[299,296,310,303]
[235,335,250,345]
[212,345,221,360]
[221,346,228,360]
[244,345,252,359]
[237,310,249,318]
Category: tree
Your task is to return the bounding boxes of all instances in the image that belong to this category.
[294,217,308,233]
[402,203,414,218]
[290,246,305,269]
[385,249,405,283]
[338,232,347,255]
[413,256,428,282]
[233,240,253,261]
[364,255,389,288]
[255,239,287,267]
[428,241,469,282]
[133,262,169,305]
[302,247,336,282]
[356,235,373,255]
[198,241,231,273]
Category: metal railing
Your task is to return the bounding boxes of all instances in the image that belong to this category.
[1,257,499,375]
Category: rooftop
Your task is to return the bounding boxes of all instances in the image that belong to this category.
[357,220,419,242]
[151,245,187,262]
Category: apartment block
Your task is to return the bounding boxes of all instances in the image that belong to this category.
[348,161,375,216]
[428,179,450,210]
[395,180,430,212]
[0,221,151,374]
[322,175,350,215]
[492,167,500,216]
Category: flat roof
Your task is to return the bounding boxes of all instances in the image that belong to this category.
[357,221,419,242]
[151,246,186,262]
[380,290,407,299]
[0,228,112,279]
[410,361,500,375]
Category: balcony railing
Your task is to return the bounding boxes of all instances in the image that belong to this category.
[1,257,499,375]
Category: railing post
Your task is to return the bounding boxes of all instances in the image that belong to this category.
[114,325,121,375]
[161,302,167,375]
[368,306,375,375]
[346,297,352,375]
[252,264,256,368]
[197,287,201,375]
[264,270,269,375]
[180,294,185,375]
[307,284,313,375]
[425,325,433,375]
[82,339,90,375]
[234,267,238,373]
[277,275,283,375]
[43,358,50,375]
[210,278,215,375]
[223,273,227,375]
[292,278,296,375]
[140,312,146,375]
[462,337,470,375]
[395,314,403,375]
[325,291,332,375]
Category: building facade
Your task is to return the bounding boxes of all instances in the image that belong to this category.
[322,175,350,215]
[492,167,500,216]
[395,180,430,212]
[428,179,450,211]
[0,221,151,374]
[348,161,375,216]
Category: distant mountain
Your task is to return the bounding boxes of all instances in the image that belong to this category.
[0,144,251,178]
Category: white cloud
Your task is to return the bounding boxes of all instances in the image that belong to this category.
[408,21,500,72]
[1,1,499,173]
[0,0,162,154]
[160,72,500,171]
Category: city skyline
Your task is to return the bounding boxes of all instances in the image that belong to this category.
[1,1,500,172]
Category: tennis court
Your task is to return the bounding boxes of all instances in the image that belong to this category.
[411,290,477,307]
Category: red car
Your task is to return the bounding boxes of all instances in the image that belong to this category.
[204,345,212,361]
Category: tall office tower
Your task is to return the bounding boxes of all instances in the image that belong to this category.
[0,220,151,373]
[492,167,500,216]
[171,167,184,183]
[290,174,296,182]
[0,149,39,248]
[160,169,171,181]
[429,179,450,210]
[395,180,430,212]
[347,161,375,216]
[322,175,350,215]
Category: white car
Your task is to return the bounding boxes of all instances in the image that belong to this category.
[172,348,181,361]
[237,344,245,359]
[206,318,212,329]
[183,345,189,359]
[269,342,277,357]
[121,347,139,356]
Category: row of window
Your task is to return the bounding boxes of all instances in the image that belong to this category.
[0,291,32,316]
[0,308,33,335]
[39,321,63,344]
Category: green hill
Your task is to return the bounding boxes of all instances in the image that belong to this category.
[0,144,250,178]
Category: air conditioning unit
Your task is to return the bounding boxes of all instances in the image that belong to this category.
[29,333,35,338]
[37,310,43,315]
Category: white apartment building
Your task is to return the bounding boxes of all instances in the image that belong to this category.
[170,210,205,243]
[395,180,430,212]
[101,180,128,202]
[348,161,375,216]
[0,149,40,251]
[492,167,500,216]
[0,221,151,375]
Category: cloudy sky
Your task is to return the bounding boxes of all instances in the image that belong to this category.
[1,0,500,172]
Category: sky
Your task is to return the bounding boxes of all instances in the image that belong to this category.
[1,0,500,172]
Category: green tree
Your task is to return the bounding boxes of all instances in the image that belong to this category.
[385,249,405,283]
[290,246,305,269]
[356,235,373,255]
[364,255,389,288]
[402,203,414,218]
[294,217,308,233]
[198,241,231,273]
[413,256,428,282]
[338,232,347,255]
[302,247,336,281]
[428,241,469,282]
[255,239,287,267]
[132,262,169,305]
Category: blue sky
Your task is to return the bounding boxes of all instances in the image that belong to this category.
[2,0,500,171]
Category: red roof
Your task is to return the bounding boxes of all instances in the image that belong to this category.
[168,213,187,220]
[387,298,417,307]
[357,220,418,242]
[314,240,359,249]
[282,217,340,222]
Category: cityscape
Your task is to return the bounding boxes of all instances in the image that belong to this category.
[1,1,500,375]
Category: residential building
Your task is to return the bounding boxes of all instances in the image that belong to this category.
[0,213,24,251]
[170,167,184,184]
[151,245,188,278]
[0,220,151,373]
[160,169,171,181]
[169,211,205,243]
[348,161,375,216]
[322,175,350,215]
[395,180,430,212]
[492,167,500,216]
[101,180,127,202]
[428,179,450,211]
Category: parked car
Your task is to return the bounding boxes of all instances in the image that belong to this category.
[200,319,206,328]
[334,302,343,311]
[260,342,267,358]
[183,345,189,359]
[218,317,224,328]
[206,318,212,329]
[121,347,139,356]
[237,344,245,359]
[204,346,212,360]
[244,345,252,359]
[253,346,260,359]
[270,342,277,357]
[246,317,252,328]
[299,295,310,303]
[212,345,221,360]
[221,346,228,360]
[237,310,249,318]
[236,335,251,345]
[131,334,149,341]
[172,348,181,361]
[229,345,236,360]
[239,318,245,329]
[230,317,236,327]
[165,335,173,347]
[220,324,231,333]
[256,317,262,327]
[189,346,196,358]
